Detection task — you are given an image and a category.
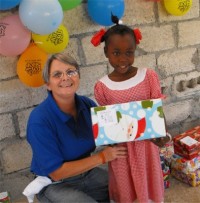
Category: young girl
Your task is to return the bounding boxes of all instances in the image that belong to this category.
[91,16,170,203]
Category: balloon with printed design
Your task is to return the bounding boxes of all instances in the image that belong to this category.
[58,0,81,11]
[0,14,31,57]
[32,24,69,54]
[164,0,192,16]
[0,0,21,10]
[19,0,63,35]
[17,43,48,87]
[88,0,125,26]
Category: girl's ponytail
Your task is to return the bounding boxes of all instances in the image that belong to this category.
[91,13,142,47]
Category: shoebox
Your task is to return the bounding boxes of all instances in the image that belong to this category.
[91,98,166,146]
[171,168,200,187]
[171,153,200,174]
[173,126,200,160]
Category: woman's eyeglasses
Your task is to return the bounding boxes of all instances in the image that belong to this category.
[50,69,79,79]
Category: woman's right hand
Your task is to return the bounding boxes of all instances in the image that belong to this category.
[101,145,128,162]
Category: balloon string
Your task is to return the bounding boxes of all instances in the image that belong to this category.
[30,38,34,44]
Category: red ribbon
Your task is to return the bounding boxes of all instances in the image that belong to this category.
[91,28,142,46]
[133,28,142,44]
[91,29,106,47]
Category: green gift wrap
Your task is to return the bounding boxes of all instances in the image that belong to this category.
[0,192,11,203]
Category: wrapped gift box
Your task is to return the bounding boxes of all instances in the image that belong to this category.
[173,126,200,160]
[171,168,200,187]
[160,141,174,167]
[91,98,166,146]
[164,180,170,189]
[174,145,200,160]
[0,192,11,203]
[171,154,200,174]
[160,153,171,189]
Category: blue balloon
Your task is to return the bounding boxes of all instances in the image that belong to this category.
[0,0,21,10]
[88,0,125,26]
[19,0,63,35]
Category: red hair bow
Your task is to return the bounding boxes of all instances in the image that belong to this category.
[133,28,142,44]
[91,29,106,47]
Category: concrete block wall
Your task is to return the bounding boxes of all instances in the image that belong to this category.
[0,0,200,200]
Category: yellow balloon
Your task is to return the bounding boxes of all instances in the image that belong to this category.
[164,0,192,16]
[17,43,48,87]
[32,24,69,54]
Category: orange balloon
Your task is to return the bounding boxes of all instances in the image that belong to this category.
[17,43,48,87]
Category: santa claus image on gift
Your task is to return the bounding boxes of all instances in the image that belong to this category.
[91,99,166,146]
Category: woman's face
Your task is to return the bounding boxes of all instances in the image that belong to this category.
[46,59,80,99]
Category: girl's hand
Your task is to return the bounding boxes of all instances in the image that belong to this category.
[150,133,172,147]
[100,145,128,163]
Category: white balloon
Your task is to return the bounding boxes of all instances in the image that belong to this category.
[19,0,63,35]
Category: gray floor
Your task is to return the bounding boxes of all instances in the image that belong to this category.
[15,176,200,203]
[164,176,200,203]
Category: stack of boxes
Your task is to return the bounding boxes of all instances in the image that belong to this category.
[171,126,200,187]
[159,141,174,189]
[160,153,171,189]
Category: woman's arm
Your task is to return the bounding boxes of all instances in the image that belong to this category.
[49,145,127,181]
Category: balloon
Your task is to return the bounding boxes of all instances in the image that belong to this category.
[87,0,125,26]
[19,0,63,35]
[164,0,192,16]
[32,24,69,54]
[0,14,31,57]
[0,0,21,10]
[17,43,48,87]
[58,0,81,11]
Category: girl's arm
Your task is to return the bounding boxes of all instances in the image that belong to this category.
[94,81,108,106]
[150,114,172,147]
[148,69,171,147]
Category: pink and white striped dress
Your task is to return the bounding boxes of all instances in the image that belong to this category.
[94,68,164,203]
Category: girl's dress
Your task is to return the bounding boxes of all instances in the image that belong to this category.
[94,67,164,203]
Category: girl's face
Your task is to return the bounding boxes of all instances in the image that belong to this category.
[104,33,136,75]
[47,59,80,99]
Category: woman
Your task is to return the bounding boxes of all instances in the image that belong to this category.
[27,53,127,202]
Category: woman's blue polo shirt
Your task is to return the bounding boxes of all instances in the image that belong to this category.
[27,92,97,176]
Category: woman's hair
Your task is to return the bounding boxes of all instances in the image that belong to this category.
[43,53,79,83]
[101,15,136,47]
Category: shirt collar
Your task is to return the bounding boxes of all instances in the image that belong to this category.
[47,91,86,123]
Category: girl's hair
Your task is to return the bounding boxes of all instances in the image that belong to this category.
[101,15,136,46]
[43,53,79,83]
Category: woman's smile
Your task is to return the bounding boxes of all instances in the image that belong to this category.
[59,80,73,88]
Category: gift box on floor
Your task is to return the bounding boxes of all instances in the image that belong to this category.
[173,126,200,160]
[171,168,200,187]
[160,154,171,189]
[164,180,170,189]
[174,145,200,160]
[171,154,200,174]
[160,141,174,167]
[91,98,166,146]
[163,166,170,187]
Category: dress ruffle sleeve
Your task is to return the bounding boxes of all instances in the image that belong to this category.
[147,69,166,99]
[94,81,108,106]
